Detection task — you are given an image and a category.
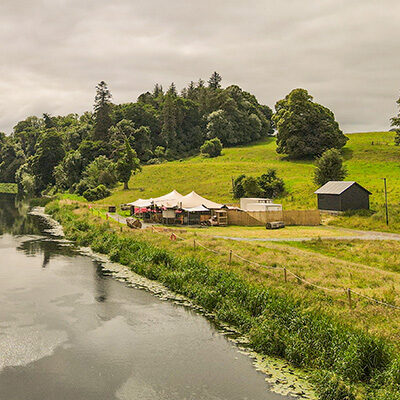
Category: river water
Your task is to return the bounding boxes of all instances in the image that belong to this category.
[0,195,291,400]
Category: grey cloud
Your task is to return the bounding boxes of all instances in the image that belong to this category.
[0,0,399,133]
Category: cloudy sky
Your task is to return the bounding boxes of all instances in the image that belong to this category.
[0,0,399,134]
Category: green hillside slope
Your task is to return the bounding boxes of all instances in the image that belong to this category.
[101,131,399,209]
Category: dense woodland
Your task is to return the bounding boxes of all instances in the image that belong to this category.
[0,73,274,198]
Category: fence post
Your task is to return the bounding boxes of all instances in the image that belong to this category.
[347,288,352,309]
[284,267,287,283]
[229,250,232,265]
[193,239,196,250]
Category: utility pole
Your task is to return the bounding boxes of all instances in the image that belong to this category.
[383,178,389,225]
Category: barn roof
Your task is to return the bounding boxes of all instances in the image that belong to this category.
[314,181,371,195]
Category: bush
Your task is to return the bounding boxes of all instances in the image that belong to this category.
[232,174,246,198]
[233,169,285,199]
[83,184,110,201]
[200,137,223,158]
[314,148,348,186]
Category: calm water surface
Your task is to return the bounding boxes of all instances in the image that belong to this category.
[0,195,288,400]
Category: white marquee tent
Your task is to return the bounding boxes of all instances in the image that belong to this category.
[127,190,222,210]
[127,190,184,208]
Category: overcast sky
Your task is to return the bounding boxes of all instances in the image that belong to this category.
[0,0,399,134]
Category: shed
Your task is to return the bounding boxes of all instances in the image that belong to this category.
[314,181,371,211]
[239,198,282,212]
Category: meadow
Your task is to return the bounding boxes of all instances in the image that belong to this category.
[100,131,399,212]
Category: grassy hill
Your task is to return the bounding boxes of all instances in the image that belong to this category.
[101,131,399,210]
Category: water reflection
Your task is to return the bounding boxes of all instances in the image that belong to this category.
[0,194,42,236]
[94,261,109,303]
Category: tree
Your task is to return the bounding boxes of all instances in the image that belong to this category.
[233,170,286,199]
[0,140,25,183]
[30,130,65,192]
[242,176,262,197]
[273,88,348,159]
[93,81,112,141]
[390,95,400,145]
[208,71,222,90]
[233,174,246,199]
[167,82,177,96]
[54,150,83,190]
[258,169,285,198]
[313,148,348,186]
[116,140,141,189]
[78,155,117,194]
[200,138,223,157]
[153,83,163,98]
[161,94,177,147]
[206,110,234,145]
[43,113,55,129]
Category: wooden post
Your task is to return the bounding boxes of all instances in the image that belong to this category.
[347,288,352,309]
[193,239,196,250]
[284,267,287,283]
[229,250,232,265]
[383,178,389,225]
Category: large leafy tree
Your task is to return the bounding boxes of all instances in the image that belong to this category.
[30,129,65,192]
[0,138,25,183]
[314,148,347,186]
[93,81,112,141]
[391,95,400,145]
[116,140,141,189]
[273,89,348,159]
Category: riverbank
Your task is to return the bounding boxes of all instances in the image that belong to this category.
[46,200,400,400]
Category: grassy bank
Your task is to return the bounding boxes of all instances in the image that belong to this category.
[47,199,400,400]
[0,183,18,194]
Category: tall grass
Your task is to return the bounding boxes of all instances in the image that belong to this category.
[0,183,18,194]
[46,200,400,400]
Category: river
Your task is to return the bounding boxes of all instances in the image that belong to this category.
[0,195,293,400]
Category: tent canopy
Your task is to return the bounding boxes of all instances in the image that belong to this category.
[183,205,210,212]
[127,190,183,207]
[177,191,222,209]
[127,190,222,210]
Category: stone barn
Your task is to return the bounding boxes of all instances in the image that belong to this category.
[314,181,371,212]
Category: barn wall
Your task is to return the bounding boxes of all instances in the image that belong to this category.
[340,185,370,210]
[317,194,341,211]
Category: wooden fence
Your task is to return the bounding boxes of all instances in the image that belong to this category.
[226,209,321,226]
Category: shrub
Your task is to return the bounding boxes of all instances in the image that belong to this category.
[314,148,348,186]
[200,137,223,158]
[233,169,285,199]
[83,184,110,201]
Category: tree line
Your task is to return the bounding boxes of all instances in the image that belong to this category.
[1,75,398,200]
[0,73,274,199]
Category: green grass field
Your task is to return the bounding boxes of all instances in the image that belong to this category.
[0,183,18,194]
[101,131,399,212]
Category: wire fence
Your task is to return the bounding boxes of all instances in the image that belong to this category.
[147,225,400,312]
